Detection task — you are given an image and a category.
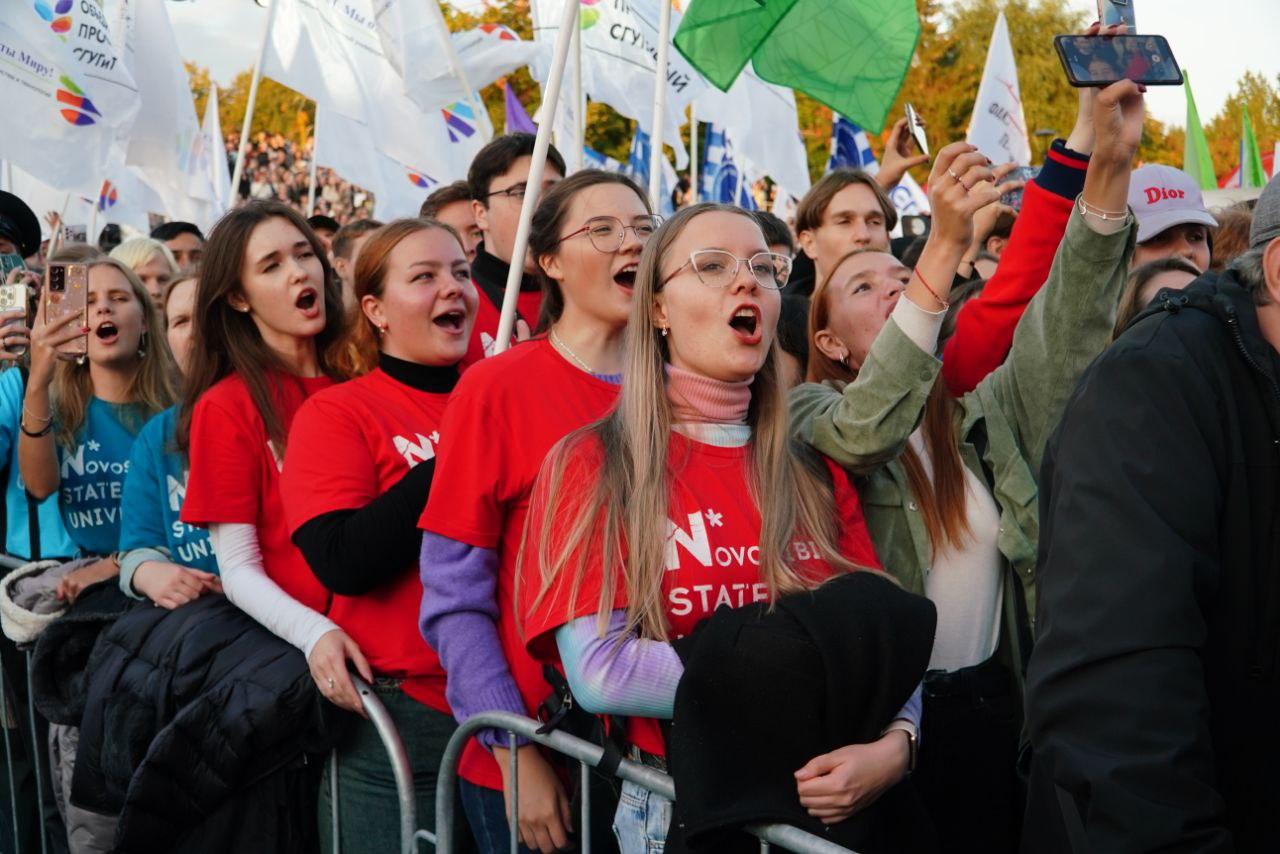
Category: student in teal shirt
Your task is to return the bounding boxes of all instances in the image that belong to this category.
[18,257,176,601]
[0,366,76,561]
[117,276,221,608]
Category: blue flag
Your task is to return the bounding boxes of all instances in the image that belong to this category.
[701,124,758,210]
[624,127,677,217]
[827,115,880,175]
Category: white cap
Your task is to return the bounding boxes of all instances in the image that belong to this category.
[1127,165,1218,243]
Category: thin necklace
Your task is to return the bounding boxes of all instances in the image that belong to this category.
[550,328,594,374]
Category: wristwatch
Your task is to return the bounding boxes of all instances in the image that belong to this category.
[883,719,919,774]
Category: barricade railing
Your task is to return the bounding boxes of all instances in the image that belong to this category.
[0,552,51,854]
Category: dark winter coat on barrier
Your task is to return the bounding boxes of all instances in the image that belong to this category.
[70,594,351,853]
[667,570,937,854]
[1025,271,1280,852]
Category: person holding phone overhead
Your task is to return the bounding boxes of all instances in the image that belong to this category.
[19,256,177,600]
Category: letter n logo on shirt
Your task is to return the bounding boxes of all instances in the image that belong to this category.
[166,474,187,513]
[393,433,438,468]
[665,512,711,570]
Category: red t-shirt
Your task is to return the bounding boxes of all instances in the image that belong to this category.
[420,338,619,789]
[459,285,543,371]
[181,372,334,613]
[280,367,452,713]
[519,431,882,756]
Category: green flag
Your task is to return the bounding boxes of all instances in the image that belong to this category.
[1182,72,1217,190]
[673,0,920,133]
[1242,104,1267,188]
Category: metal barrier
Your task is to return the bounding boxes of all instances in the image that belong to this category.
[431,711,858,854]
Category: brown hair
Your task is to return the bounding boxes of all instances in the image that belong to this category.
[420,180,472,218]
[177,201,345,454]
[1112,256,1202,339]
[528,169,650,332]
[330,218,465,377]
[795,170,897,236]
[525,203,868,642]
[51,258,177,448]
[331,218,383,261]
[1209,203,1254,272]
[807,249,970,554]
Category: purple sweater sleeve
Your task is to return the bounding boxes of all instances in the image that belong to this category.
[419,532,529,748]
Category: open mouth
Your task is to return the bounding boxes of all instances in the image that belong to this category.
[613,263,638,289]
[728,305,761,342]
[94,322,118,342]
[432,309,466,332]
[295,287,318,312]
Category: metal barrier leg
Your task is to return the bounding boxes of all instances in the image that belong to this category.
[347,677,416,854]
[24,651,46,854]
[507,732,518,854]
[579,761,591,854]
[329,751,340,854]
[1,662,19,854]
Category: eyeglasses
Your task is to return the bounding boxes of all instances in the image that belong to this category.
[661,250,792,290]
[557,215,663,253]
[484,183,527,202]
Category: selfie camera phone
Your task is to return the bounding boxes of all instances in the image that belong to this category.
[1000,166,1040,212]
[45,263,88,358]
[1096,0,1136,32]
[0,279,27,357]
[905,103,929,158]
[0,253,25,281]
[1055,34,1182,88]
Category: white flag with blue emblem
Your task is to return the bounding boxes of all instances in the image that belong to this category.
[828,115,880,175]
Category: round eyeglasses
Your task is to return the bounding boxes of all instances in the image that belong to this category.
[661,249,793,290]
[557,215,663,253]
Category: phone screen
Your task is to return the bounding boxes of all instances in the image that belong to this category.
[905,103,929,157]
[45,263,88,357]
[1097,0,1136,31]
[0,253,25,280]
[1056,35,1182,87]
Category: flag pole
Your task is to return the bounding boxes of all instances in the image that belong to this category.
[648,0,673,209]
[572,24,585,172]
[230,0,279,206]
[89,185,99,247]
[688,103,698,205]
[48,193,72,258]
[493,0,579,355]
[306,110,319,216]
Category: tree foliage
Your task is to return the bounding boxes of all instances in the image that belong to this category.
[1203,71,1280,181]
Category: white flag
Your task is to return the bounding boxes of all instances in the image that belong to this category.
[192,84,232,217]
[530,0,704,169]
[695,66,811,197]
[9,165,95,240]
[92,162,167,233]
[375,1,543,114]
[886,172,931,238]
[316,107,454,221]
[966,12,1031,166]
[0,0,140,191]
[263,0,490,177]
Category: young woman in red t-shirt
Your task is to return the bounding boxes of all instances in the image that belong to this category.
[178,201,361,707]
[419,169,659,853]
[279,218,477,852]
[518,204,919,852]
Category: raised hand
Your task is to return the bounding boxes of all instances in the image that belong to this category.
[876,117,931,189]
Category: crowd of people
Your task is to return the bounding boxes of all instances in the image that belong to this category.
[227,131,378,224]
[0,28,1277,853]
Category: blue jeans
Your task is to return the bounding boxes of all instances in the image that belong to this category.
[612,780,671,854]
[318,683,458,853]
[459,778,540,854]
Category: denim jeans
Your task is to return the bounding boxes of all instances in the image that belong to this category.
[318,682,458,853]
[611,780,671,854]
[458,778,539,854]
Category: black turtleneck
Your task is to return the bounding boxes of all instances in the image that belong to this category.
[291,355,456,597]
[471,243,541,315]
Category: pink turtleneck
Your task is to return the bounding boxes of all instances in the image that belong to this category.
[665,363,752,425]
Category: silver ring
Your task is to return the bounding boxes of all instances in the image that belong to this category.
[947,168,961,182]
[326,677,335,689]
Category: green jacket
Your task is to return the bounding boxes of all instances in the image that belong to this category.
[790,210,1136,682]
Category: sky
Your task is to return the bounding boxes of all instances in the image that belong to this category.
[169,0,1280,131]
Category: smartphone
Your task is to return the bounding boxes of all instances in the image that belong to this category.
[0,253,25,281]
[1000,166,1040,211]
[1055,34,1182,87]
[45,263,88,358]
[0,280,27,357]
[905,103,929,157]
[1097,0,1136,31]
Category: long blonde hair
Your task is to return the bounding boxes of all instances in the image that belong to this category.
[51,257,177,448]
[526,203,864,641]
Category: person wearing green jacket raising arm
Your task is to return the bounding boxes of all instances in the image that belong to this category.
[788,80,1145,854]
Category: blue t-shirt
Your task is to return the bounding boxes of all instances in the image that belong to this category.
[57,397,147,555]
[0,368,77,560]
[119,406,217,573]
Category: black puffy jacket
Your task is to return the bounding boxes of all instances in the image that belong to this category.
[71,594,351,853]
[1025,271,1280,852]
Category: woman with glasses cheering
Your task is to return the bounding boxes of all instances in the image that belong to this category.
[419,170,657,853]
